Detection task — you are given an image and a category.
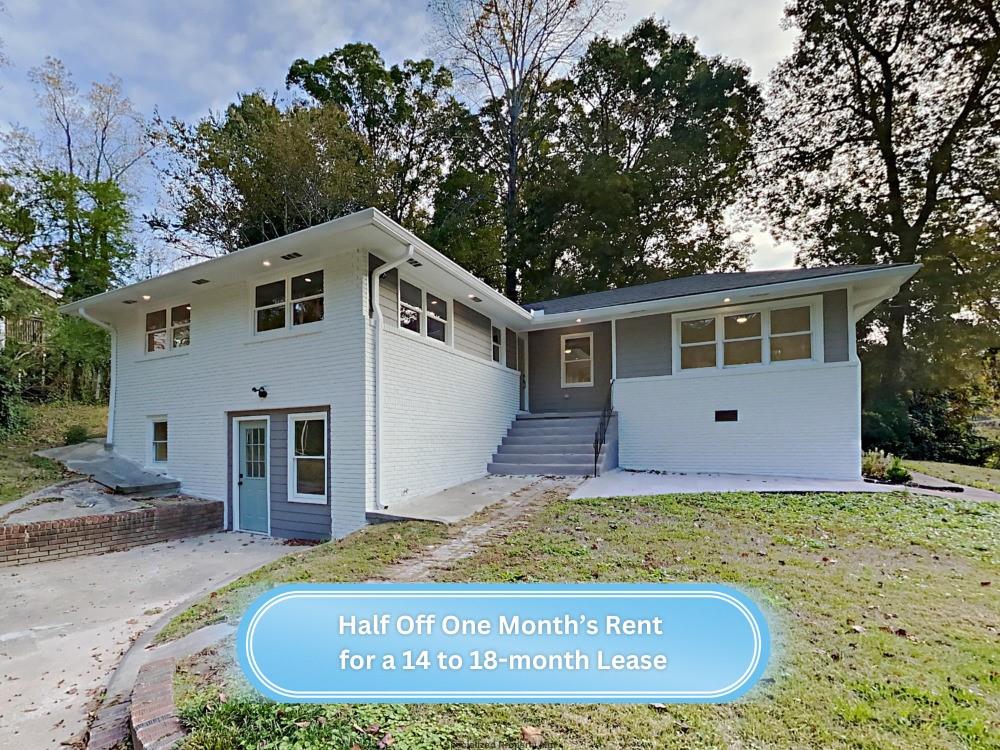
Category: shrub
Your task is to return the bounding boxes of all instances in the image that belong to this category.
[0,371,27,439]
[63,424,90,445]
[861,449,893,480]
[886,455,912,484]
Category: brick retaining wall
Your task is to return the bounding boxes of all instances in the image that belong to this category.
[130,657,186,750]
[0,498,223,567]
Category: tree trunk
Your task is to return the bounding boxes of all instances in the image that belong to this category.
[880,232,919,399]
[503,96,521,302]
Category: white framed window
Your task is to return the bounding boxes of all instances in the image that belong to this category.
[149,418,168,464]
[491,326,502,363]
[254,270,324,334]
[674,298,820,373]
[560,332,594,388]
[287,412,327,504]
[145,305,191,353]
[397,278,451,344]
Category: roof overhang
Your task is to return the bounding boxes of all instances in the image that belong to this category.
[526,264,921,330]
[61,208,532,328]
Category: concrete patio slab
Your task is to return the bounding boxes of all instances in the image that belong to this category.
[0,479,160,525]
[571,469,1000,501]
[34,439,179,494]
[571,469,898,499]
[367,475,539,523]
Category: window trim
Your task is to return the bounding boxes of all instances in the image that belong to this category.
[252,268,325,336]
[396,275,452,346]
[560,331,594,388]
[491,325,503,364]
[671,296,823,376]
[286,411,328,505]
[145,304,191,355]
[148,417,168,466]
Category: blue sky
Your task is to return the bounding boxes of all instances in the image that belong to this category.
[0,0,797,269]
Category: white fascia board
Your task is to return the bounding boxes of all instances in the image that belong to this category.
[528,264,922,330]
[59,208,379,316]
[369,209,533,325]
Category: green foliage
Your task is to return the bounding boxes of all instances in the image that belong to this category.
[861,449,894,481]
[519,19,761,300]
[886,455,912,484]
[0,370,27,438]
[62,424,89,445]
[863,390,998,467]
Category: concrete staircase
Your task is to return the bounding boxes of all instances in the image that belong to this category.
[488,412,618,476]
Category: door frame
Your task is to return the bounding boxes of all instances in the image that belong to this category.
[231,415,271,535]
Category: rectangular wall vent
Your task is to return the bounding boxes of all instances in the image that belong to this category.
[406,258,423,267]
[281,252,303,260]
[122,299,138,304]
[715,410,738,422]
[192,278,211,285]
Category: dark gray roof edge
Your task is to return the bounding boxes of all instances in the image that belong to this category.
[523,264,911,315]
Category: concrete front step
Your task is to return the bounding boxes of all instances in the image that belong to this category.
[516,411,605,420]
[502,434,596,446]
[497,442,597,453]
[506,426,602,438]
[492,452,598,465]
[487,462,596,476]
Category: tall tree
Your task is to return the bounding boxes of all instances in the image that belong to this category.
[430,0,612,300]
[287,44,461,228]
[519,19,762,300]
[150,92,369,257]
[759,0,1000,404]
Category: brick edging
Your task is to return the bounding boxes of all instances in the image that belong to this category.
[0,499,223,567]
[130,657,187,750]
[85,695,131,750]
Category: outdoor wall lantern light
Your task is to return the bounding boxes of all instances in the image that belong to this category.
[252,385,269,399]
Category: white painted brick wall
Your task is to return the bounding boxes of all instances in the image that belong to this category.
[109,249,369,537]
[615,362,861,480]
[377,326,519,506]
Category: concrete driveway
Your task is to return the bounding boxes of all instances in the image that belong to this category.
[0,532,290,747]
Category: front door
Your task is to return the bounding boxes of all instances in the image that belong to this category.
[237,419,268,533]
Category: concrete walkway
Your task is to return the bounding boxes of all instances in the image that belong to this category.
[571,468,1000,502]
[367,475,539,523]
[0,532,289,748]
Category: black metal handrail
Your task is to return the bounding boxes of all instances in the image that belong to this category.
[593,379,615,477]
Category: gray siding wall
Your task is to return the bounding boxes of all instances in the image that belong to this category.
[823,289,850,362]
[528,322,612,412]
[368,253,399,325]
[454,301,491,360]
[616,313,672,378]
[227,406,331,541]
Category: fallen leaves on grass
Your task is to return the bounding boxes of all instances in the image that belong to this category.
[521,725,544,747]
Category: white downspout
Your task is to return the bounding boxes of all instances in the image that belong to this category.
[370,245,414,510]
[77,306,116,449]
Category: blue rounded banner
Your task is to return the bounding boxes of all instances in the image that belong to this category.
[236,583,770,703]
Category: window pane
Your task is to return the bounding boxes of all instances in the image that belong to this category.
[293,297,324,325]
[256,306,285,332]
[492,327,502,346]
[771,306,811,335]
[145,310,166,332]
[171,304,191,326]
[564,359,591,384]
[153,442,168,462]
[291,271,323,300]
[724,338,762,366]
[294,419,324,457]
[153,421,168,441]
[563,336,591,361]
[172,325,190,348]
[427,293,448,320]
[400,304,421,333]
[771,333,812,361]
[492,345,501,363]
[427,316,446,342]
[147,331,167,352]
[680,318,715,344]
[681,343,716,369]
[400,279,422,308]
[724,312,761,339]
[255,279,285,307]
[296,458,325,496]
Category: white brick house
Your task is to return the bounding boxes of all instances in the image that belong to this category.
[63,209,919,539]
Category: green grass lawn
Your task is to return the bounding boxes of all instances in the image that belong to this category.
[905,459,1000,494]
[0,402,107,505]
[174,491,999,750]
